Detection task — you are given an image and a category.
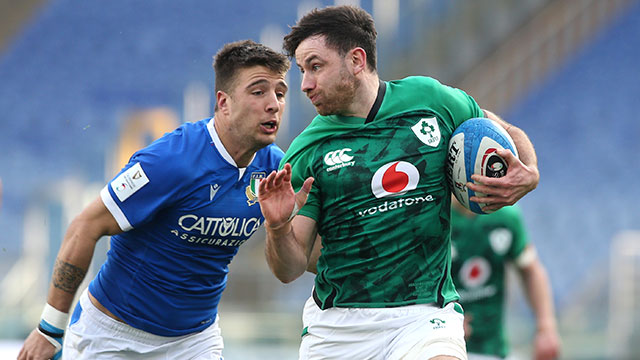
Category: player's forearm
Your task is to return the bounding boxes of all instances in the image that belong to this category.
[503,125,538,174]
[265,222,310,283]
[523,262,557,332]
[484,110,539,170]
[523,262,561,359]
[306,235,322,274]
[46,218,101,312]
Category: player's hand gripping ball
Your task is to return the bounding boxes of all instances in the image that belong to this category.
[446,118,518,214]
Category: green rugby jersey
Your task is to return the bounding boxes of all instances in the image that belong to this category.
[450,205,529,358]
[282,76,483,309]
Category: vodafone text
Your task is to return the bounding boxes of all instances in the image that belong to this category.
[357,193,435,217]
[457,285,497,302]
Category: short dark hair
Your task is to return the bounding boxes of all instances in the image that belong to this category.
[283,5,377,71]
[213,40,290,95]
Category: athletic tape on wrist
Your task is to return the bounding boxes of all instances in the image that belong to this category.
[37,323,64,338]
[36,326,63,357]
[40,303,69,330]
[287,202,300,222]
[37,304,67,358]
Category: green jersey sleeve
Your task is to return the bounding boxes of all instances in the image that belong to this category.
[501,205,530,262]
[379,76,484,131]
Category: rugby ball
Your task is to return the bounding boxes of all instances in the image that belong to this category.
[446,118,518,214]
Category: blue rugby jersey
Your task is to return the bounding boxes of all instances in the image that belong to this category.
[89,118,283,336]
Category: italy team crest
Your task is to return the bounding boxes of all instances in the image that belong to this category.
[245,172,266,206]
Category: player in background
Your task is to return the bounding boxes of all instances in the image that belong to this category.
[257,5,539,360]
[450,196,560,360]
[18,39,289,360]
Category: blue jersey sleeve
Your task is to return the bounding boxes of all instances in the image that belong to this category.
[101,135,187,231]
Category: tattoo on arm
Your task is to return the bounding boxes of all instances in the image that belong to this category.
[52,259,86,294]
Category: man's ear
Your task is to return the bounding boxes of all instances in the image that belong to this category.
[216,90,230,115]
[349,47,367,75]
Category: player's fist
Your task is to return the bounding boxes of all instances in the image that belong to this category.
[18,328,61,360]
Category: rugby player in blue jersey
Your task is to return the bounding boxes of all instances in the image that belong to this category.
[18,39,290,360]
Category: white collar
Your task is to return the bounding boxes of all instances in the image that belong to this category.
[207,118,252,180]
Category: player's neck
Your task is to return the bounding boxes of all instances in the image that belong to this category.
[228,148,256,168]
[347,73,380,118]
[213,118,256,168]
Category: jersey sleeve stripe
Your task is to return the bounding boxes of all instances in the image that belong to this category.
[100,185,133,231]
[514,245,537,268]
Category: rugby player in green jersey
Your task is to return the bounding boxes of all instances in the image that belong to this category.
[451,197,560,360]
[258,5,540,360]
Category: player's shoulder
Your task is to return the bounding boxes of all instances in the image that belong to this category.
[255,142,285,168]
[171,118,210,142]
[388,75,445,93]
[264,142,285,157]
[385,76,467,110]
[393,75,442,86]
[132,119,210,171]
[283,118,335,155]
[281,132,312,168]
[149,118,208,147]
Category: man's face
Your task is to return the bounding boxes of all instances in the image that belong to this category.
[224,65,288,148]
[295,35,358,116]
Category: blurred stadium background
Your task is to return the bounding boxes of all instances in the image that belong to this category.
[0,0,639,358]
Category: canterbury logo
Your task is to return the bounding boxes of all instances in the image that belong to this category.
[324,148,354,166]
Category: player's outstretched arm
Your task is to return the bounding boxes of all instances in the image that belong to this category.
[259,163,316,283]
[518,246,561,360]
[467,109,539,211]
[18,197,121,360]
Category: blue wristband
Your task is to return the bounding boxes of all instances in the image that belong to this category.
[38,320,64,338]
[36,319,64,359]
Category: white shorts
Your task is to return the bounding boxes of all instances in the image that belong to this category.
[299,296,467,360]
[63,289,224,359]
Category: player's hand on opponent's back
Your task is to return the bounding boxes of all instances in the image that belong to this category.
[467,148,539,212]
[258,163,314,231]
[18,328,61,360]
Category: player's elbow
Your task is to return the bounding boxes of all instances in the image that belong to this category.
[277,275,297,284]
[273,268,303,284]
[265,246,307,283]
[268,262,304,284]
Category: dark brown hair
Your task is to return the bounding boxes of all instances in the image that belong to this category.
[213,39,289,95]
[283,5,377,71]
